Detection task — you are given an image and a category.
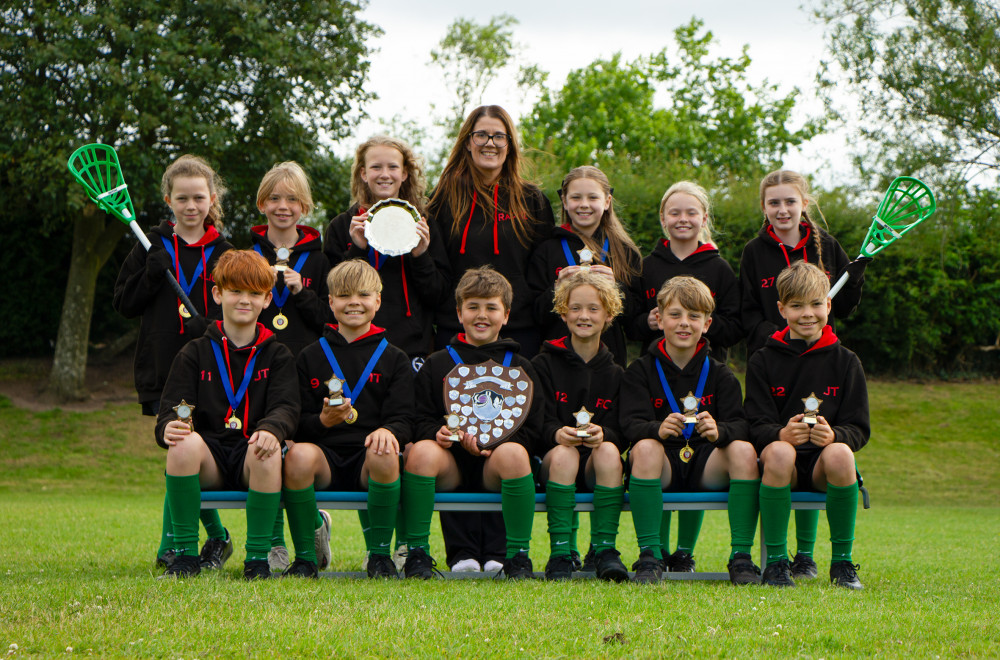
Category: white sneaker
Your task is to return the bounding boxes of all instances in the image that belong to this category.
[450,558,482,572]
[483,560,504,573]
[392,544,408,571]
[267,545,290,573]
[361,551,370,570]
[314,509,332,570]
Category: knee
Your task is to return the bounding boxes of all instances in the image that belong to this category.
[282,444,312,479]
[366,447,400,478]
[761,442,795,473]
[547,444,580,471]
[403,440,443,475]
[491,442,530,475]
[822,443,856,479]
[727,440,759,477]
[592,442,623,473]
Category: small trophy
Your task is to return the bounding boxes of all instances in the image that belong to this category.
[577,247,595,270]
[444,413,465,442]
[574,407,593,438]
[173,399,195,430]
[681,391,700,425]
[802,393,822,426]
[274,246,291,271]
[326,375,345,407]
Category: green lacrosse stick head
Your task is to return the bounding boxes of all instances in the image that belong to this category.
[67,143,137,224]
[860,176,936,257]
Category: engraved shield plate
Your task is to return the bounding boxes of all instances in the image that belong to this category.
[443,359,534,450]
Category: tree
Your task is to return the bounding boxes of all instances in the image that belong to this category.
[816,0,1000,183]
[0,1,377,400]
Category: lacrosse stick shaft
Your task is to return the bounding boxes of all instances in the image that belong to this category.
[125,218,201,319]
[829,272,849,300]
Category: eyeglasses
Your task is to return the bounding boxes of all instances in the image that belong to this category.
[470,131,509,148]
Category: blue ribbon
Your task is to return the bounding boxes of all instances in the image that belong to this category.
[160,237,214,298]
[319,337,388,405]
[210,339,258,422]
[561,236,609,267]
[654,355,710,440]
[447,346,512,367]
[252,245,309,308]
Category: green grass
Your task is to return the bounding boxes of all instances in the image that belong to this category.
[1,380,999,658]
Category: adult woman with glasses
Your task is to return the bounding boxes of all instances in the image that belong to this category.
[425,104,555,574]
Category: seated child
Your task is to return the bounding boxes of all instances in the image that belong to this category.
[285,260,414,578]
[744,261,869,589]
[620,276,760,584]
[155,249,300,579]
[401,266,543,579]
[531,270,629,582]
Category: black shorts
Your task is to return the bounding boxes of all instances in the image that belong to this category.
[626,441,717,491]
[317,445,368,491]
[793,450,825,492]
[203,437,252,491]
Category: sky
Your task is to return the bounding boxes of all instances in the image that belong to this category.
[349,0,856,185]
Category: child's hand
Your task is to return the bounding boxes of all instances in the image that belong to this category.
[580,424,604,448]
[248,429,280,460]
[808,416,835,447]
[282,268,303,294]
[365,428,400,455]
[459,432,491,458]
[589,264,615,281]
[658,413,687,439]
[556,265,582,280]
[647,308,660,330]
[554,426,583,447]
[435,424,462,448]
[320,398,354,427]
[163,420,193,446]
[349,212,369,250]
[693,411,718,442]
[411,219,431,257]
[779,414,811,446]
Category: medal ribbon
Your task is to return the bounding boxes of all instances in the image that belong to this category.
[654,355,710,440]
[210,337,258,434]
[561,236,609,267]
[253,245,308,307]
[319,337,388,404]
[366,246,384,271]
[161,237,214,298]
[447,346,512,367]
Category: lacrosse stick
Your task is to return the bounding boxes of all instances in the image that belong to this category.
[67,143,200,318]
[829,176,936,299]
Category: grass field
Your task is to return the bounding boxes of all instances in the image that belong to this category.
[1,380,999,658]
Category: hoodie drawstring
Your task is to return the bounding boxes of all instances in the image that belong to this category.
[458,185,500,255]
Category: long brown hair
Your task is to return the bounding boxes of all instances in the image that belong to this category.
[429,105,538,247]
[759,169,828,272]
[559,166,640,285]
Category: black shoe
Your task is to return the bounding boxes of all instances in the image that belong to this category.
[155,550,176,570]
[243,559,272,580]
[631,549,663,584]
[666,550,696,572]
[367,553,398,579]
[830,561,863,590]
[581,545,596,572]
[595,548,629,583]
[570,550,583,572]
[790,552,819,579]
[544,554,575,581]
[727,553,761,585]
[761,558,796,587]
[158,554,200,579]
[501,552,534,580]
[199,529,234,570]
[402,547,439,579]
[281,558,318,579]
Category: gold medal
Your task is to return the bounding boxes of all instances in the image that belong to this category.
[178,302,192,318]
[272,312,289,330]
[226,415,242,431]
[679,443,693,463]
[345,407,358,425]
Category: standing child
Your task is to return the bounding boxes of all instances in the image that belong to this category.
[155,250,300,579]
[739,169,868,580]
[113,154,234,572]
[531,271,629,582]
[744,261,868,589]
[620,277,760,584]
[284,260,414,578]
[528,165,642,367]
[400,266,543,579]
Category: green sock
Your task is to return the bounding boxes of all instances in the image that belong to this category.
[659,510,672,558]
[357,510,372,550]
[502,474,535,558]
[394,507,408,551]
[401,471,436,551]
[826,482,859,563]
[728,479,761,558]
[545,481,576,557]
[283,485,318,563]
[246,489,281,562]
[200,508,225,540]
[270,507,286,547]
[570,510,581,556]
[795,508,819,557]
[158,494,174,555]
[367,477,400,556]
[630,477,663,555]
[676,510,704,554]
[591,485,624,551]
[164,474,201,557]
[759,484,791,566]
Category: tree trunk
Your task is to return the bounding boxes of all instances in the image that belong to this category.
[47,204,125,402]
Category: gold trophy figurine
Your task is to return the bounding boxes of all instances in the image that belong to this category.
[326,376,345,407]
[444,413,466,443]
[274,246,291,271]
[173,399,195,430]
[576,247,595,270]
[802,392,823,426]
[574,407,593,438]
[681,391,700,425]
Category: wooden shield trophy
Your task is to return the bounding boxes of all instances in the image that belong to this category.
[443,360,533,450]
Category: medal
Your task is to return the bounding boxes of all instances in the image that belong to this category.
[345,407,358,424]
[178,302,192,318]
[210,338,259,436]
[445,413,465,442]
[318,336,389,423]
[326,376,345,407]
[272,313,289,330]
[574,406,593,438]
[173,399,195,430]
[802,392,823,426]
[161,236,214,322]
[679,443,694,463]
[227,415,242,431]
[682,392,700,425]
[654,354,711,453]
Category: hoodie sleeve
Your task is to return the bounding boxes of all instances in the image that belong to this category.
[705,259,744,350]
[512,356,544,454]
[155,343,201,449]
[530,354,562,453]
[828,237,863,321]
[410,225,452,309]
[295,347,330,442]
[743,352,785,452]
[323,211,356,266]
[527,241,559,328]
[413,353,447,442]
[618,359,665,447]
[289,252,331,335]
[739,244,778,355]
[377,348,415,446]
[254,344,301,442]
[830,353,870,452]
[711,364,749,448]
[113,239,164,318]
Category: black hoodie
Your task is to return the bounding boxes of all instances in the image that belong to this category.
[113,221,232,405]
[155,321,300,449]
[295,324,414,454]
[739,222,862,355]
[744,325,869,456]
[250,224,330,357]
[619,338,748,451]
[530,337,625,455]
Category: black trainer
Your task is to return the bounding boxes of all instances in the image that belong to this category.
[199,529,234,570]
[580,545,596,572]
[830,561,863,590]
[595,548,629,583]
[402,547,439,579]
[281,558,318,579]
[158,554,200,579]
[544,554,575,581]
[790,552,819,579]
[727,552,761,585]
[243,559,272,580]
[501,552,534,580]
[155,550,176,570]
[666,550,696,572]
[761,558,796,587]
[367,553,398,578]
[631,549,663,584]
[570,551,583,572]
